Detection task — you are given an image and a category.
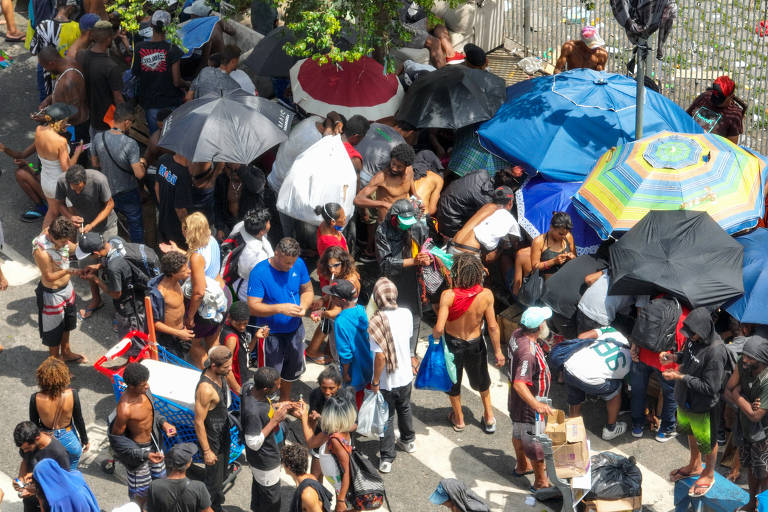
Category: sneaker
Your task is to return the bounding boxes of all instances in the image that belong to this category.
[656,430,678,443]
[21,203,47,222]
[378,461,392,473]
[397,438,416,453]
[631,425,644,438]
[601,421,627,441]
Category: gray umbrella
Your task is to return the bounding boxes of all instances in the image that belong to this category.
[159,90,290,164]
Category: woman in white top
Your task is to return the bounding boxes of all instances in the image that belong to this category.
[0,104,83,222]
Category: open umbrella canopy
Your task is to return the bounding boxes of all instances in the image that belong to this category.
[395,65,506,130]
[289,57,404,121]
[242,26,298,77]
[726,228,768,325]
[516,176,602,254]
[180,16,219,58]
[477,68,704,181]
[159,90,289,163]
[573,131,767,239]
[608,210,743,308]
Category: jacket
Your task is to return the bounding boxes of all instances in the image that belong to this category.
[375,200,427,278]
[435,169,493,238]
[148,274,165,324]
[674,307,728,413]
[107,392,168,470]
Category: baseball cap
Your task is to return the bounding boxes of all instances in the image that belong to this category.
[492,185,515,203]
[464,43,486,67]
[429,482,450,505]
[203,345,232,369]
[184,0,212,17]
[520,306,552,329]
[151,10,171,28]
[396,213,417,227]
[76,232,105,260]
[79,13,100,31]
[322,279,357,301]
[166,442,198,468]
[43,103,78,122]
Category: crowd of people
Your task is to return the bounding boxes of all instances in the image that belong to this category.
[0,0,758,511]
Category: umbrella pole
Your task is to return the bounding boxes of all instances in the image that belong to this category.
[634,39,649,140]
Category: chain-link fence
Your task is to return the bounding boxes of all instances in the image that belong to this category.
[504,0,768,153]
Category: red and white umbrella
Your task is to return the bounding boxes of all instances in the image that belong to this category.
[289,56,404,121]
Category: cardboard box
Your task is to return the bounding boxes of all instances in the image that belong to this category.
[546,410,590,478]
[583,495,642,512]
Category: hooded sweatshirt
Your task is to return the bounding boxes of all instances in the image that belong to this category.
[33,459,100,512]
[440,478,490,512]
[674,307,729,413]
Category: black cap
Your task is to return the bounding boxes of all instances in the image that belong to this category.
[321,279,357,301]
[43,103,78,122]
[75,232,105,260]
[166,442,198,468]
[464,43,486,67]
[492,185,515,202]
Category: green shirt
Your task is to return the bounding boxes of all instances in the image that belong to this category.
[738,361,768,442]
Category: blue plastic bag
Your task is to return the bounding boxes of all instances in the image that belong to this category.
[415,335,454,392]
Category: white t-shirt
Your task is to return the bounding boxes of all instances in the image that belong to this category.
[369,308,413,390]
[227,221,274,302]
[577,274,648,327]
[473,209,521,251]
[268,116,322,193]
[564,328,631,385]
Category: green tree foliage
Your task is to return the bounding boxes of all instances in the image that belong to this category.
[106,0,187,52]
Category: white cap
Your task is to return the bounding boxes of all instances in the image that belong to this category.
[183,0,212,17]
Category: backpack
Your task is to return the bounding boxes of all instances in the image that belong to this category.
[108,239,160,294]
[330,435,388,511]
[630,297,681,353]
[220,232,246,286]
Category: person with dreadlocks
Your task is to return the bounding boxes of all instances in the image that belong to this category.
[369,277,416,474]
[687,75,745,143]
[433,253,505,434]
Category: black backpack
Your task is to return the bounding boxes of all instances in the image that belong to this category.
[109,241,160,293]
[631,297,682,353]
[220,232,246,286]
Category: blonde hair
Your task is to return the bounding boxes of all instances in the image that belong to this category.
[320,394,358,434]
[183,212,211,252]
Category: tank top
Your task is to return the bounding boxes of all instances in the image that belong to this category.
[219,324,252,386]
[291,478,333,512]
[195,373,230,453]
[196,236,221,279]
[540,233,572,276]
[318,433,352,493]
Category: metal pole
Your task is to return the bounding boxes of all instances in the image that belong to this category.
[523,0,531,56]
[635,39,648,140]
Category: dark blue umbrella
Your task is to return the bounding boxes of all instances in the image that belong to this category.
[477,68,704,182]
[727,228,768,325]
[515,176,602,254]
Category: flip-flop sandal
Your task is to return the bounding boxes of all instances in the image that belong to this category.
[511,469,534,477]
[448,411,465,432]
[21,209,45,222]
[305,352,330,365]
[4,34,24,42]
[688,479,715,497]
[670,468,702,482]
[78,303,104,320]
[64,354,88,364]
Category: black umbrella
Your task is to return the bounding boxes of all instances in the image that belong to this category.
[243,26,298,78]
[608,210,744,308]
[159,90,289,164]
[395,66,506,130]
[542,255,609,319]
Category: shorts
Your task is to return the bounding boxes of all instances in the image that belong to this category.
[512,421,544,461]
[739,437,768,479]
[125,444,166,499]
[444,333,491,397]
[259,325,306,381]
[564,370,623,406]
[678,408,718,455]
[36,282,77,347]
[250,474,281,512]
[362,190,379,225]
[156,332,189,360]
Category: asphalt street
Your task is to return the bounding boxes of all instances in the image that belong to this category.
[0,15,697,512]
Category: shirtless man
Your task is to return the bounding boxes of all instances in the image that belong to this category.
[451,186,518,262]
[194,346,233,512]
[412,151,444,217]
[32,217,86,363]
[433,253,505,433]
[111,363,177,505]
[150,251,195,358]
[354,143,420,223]
[554,26,608,73]
[37,46,89,142]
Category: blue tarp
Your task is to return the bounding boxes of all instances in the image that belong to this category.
[180,16,219,58]
[727,228,768,325]
[477,68,704,182]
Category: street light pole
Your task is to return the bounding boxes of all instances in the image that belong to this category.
[635,38,649,140]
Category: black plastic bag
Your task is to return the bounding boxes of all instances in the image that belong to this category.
[518,268,544,307]
[590,452,642,499]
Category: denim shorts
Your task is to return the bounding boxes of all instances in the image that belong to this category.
[564,370,622,405]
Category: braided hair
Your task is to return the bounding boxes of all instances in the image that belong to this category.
[451,253,485,289]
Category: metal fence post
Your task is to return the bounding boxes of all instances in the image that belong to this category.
[635,39,648,140]
[523,0,531,56]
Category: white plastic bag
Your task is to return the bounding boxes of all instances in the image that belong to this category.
[276,135,357,226]
[356,389,389,438]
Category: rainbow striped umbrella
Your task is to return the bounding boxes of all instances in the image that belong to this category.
[573,131,767,239]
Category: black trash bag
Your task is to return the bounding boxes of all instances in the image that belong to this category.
[590,452,642,499]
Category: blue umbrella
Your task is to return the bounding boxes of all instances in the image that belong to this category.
[180,16,219,58]
[477,68,704,182]
[726,228,768,325]
[515,176,602,255]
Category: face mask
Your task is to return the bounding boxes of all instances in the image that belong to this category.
[397,219,413,231]
[334,225,344,232]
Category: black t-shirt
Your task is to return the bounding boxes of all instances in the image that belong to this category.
[290,478,333,512]
[76,50,124,131]
[146,478,211,512]
[309,387,328,435]
[156,153,193,245]
[241,382,281,470]
[102,237,139,313]
[21,437,70,472]
[132,41,184,109]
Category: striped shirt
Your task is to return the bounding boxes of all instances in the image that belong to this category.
[507,330,551,424]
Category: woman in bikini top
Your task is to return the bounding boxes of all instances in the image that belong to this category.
[531,211,576,278]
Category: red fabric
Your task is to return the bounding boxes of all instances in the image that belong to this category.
[714,75,735,97]
[638,303,691,371]
[447,285,484,321]
[225,332,243,385]
[297,57,400,107]
[343,141,362,163]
